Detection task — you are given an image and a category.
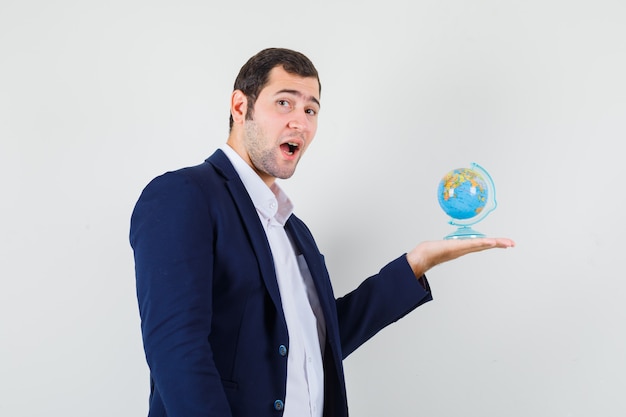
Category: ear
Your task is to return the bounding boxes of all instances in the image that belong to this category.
[230,90,248,125]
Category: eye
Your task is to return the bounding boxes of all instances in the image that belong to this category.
[305,108,318,116]
[277,99,291,108]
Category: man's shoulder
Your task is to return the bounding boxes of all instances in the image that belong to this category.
[150,149,233,187]
[134,152,230,206]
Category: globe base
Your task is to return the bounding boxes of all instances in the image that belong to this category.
[444,226,486,240]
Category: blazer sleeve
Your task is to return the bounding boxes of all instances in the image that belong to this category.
[336,256,433,358]
[130,171,233,417]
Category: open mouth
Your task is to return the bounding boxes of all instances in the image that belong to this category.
[280,141,300,156]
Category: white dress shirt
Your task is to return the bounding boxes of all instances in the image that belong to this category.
[220,145,326,417]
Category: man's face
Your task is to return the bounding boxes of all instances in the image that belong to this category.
[241,66,320,185]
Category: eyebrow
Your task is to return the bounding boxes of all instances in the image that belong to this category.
[275,89,321,108]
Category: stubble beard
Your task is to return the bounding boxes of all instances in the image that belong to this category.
[244,120,299,180]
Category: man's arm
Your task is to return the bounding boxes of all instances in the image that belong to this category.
[335,255,433,358]
[334,238,515,358]
[130,172,232,417]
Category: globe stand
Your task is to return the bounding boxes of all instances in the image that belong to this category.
[444,226,486,240]
[438,162,498,240]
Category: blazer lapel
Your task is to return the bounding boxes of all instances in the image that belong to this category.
[206,150,284,314]
[285,217,346,392]
[284,218,338,341]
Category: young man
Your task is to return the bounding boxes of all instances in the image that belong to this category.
[130,47,514,417]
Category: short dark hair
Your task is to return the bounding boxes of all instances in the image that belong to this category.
[229,48,321,130]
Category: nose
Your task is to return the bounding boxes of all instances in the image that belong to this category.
[287,112,308,131]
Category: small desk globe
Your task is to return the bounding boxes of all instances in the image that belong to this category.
[437,163,497,239]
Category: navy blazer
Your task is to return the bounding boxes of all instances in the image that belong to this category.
[130,149,433,417]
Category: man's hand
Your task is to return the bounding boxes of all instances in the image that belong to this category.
[406,238,516,278]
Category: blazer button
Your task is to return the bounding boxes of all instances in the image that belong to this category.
[278,344,287,357]
[274,399,284,411]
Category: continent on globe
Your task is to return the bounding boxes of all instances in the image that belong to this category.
[437,163,498,239]
[438,168,488,220]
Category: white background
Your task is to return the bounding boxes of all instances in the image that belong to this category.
[1,1,625,416]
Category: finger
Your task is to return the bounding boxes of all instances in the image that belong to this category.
[448,237,515,255]
[491,237,516,248]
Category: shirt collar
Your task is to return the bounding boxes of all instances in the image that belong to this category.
[220,144,294,226]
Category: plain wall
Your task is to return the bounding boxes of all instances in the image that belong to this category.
[1,1,625,416]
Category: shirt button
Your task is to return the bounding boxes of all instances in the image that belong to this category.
[278,345,288,357]
[274,399,284,411]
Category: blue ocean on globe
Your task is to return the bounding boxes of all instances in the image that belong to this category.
[437,168,488,220]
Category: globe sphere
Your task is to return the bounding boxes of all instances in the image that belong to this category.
[437,168,488,220]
